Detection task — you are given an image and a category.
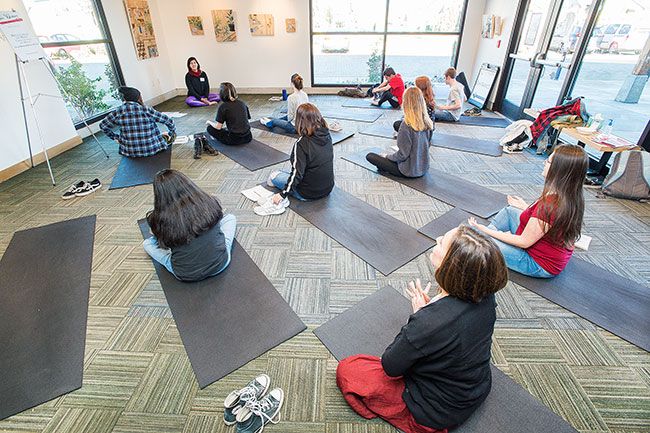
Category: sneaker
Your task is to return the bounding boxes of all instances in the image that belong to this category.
[502,143,523,154]
[235,388,284,433]
[224,374,270,426]
[328,121,342,132]
[266,171,281,187]
[253,198,289,216]
[88,178,102,191]
[370,100,379,106]
[260,117,273,128]
[61,181,87,200]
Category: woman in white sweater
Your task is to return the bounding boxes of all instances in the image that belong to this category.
[260,73,308,134]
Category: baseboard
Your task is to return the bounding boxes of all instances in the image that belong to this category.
[0,135,83,183]
[177,87,348,96]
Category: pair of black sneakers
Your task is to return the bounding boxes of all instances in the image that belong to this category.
[61,178,102,200]
[193,133,219,159]
[223,374,284,433]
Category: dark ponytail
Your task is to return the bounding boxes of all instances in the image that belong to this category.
[291,73,303,90]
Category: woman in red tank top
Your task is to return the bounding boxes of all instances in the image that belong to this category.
[469,144,588,277]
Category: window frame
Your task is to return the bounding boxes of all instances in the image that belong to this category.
[309,0,469,87]
[34,0,125,128]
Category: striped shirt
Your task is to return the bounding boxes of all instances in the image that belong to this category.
[100,102,176,157]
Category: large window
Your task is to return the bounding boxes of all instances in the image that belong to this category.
[25,0,124,126]
[310,0,468,86]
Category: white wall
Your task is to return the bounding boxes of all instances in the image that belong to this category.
[458,0,487,84]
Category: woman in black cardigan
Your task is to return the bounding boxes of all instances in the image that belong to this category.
[336,226,508,433]
[185,57,220,107]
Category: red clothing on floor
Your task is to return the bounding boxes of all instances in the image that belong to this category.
[389,74,405,105]
[529,98,582,144]
[336,355,447,433]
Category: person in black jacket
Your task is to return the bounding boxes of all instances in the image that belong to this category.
[336,226,508,433]
[185,57,220,107]
[264,103,334,209]
[206,82,253,145]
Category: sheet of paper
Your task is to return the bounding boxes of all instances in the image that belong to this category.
[575,234,591,251]
[241,185,274,202]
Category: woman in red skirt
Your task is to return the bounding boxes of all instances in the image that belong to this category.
[336,225,508,433]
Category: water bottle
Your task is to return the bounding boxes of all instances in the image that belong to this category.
[601,119,614,136]
[282,89,288,101]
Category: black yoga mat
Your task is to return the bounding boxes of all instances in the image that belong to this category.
[314,286,578,433]
[342,148,507,218]
[359,124,503,157]
[109,148,171,190]
[341,99,398,109]
[266,186,433,275]
[249,120,355,145]
[418,208,488,240]
[457,115,511,128]
[319,108,383,123]
[205,134,289,171]
[510,259,650,352]
[138,220,306,388]
[0,216,96,420]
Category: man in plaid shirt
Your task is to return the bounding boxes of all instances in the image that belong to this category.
[100,87,176,157]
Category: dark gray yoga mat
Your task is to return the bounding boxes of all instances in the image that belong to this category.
[458,115,511,128]
[314,286,578,433]
[138,220,306,388]
[265,186,433,275]
[359,123,503,157]
[319,108,383,123]
[510,259,650,352]
[341,98,398,109]
[342,148,507,218]
[109,148,171,189]
[418,208,488,240]
[249,120,355,145]
[0,215,96,420]
[205,134,289,171]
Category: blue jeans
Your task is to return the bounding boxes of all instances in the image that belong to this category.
[434,109,458,122]
[142,213,238,278]
[267,115,296,134]
[488,206,553,278]
[271,170,306,201]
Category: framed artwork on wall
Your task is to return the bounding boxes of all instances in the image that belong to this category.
[212,9,237,42]
[124,0,159,60]
[249,14,274,36]
[187,16,204,36]
[286,18,296,33]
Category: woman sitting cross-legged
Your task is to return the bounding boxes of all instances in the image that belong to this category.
[393,75,436,133]
[366,87,434,178]
[259,73,308,134]
[469,144,588,278]
[336,225,508,433]
[255,103,334,216]
[206,82,253,145]
[143,169,237,282]
[185,57,220,107]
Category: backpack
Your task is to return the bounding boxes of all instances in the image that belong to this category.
[602,150,650,201]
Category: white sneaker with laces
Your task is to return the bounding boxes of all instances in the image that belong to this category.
[253,198,289,216]
[260,117,272,128]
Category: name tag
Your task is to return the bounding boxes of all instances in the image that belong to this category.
[200,77,205,82]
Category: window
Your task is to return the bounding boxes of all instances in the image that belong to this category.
[24,0,124,126]
[310,0,468,86]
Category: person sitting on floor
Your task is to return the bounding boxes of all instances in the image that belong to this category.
[370,67,405,108]
[206,82,253,146]
[366,87,434,178]
[256,103,334,216]
[394,75,436,132]
[260,73,309,134]
[185,57,220,107]
[336,225,508,433]
[469,144,588,278]
[143,169,236,282]
[100,86,176,158]
[434,67,466,122]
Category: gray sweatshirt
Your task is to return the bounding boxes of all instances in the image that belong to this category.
[387,122,433,177]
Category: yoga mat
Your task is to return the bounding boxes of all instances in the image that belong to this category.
[138,220,306,388]
[342,148,507,218]
[359,124,502,157]
[265,186,433,275]
[510,259,650,352]
[319,108,383,123]
[314,286,578,433]
[109,148,171,190]
[458,115,511,128]
[0,216,96,420]
[341,99,398,109]
[205,134,289,171]
[249,120,355,145]
[418,208,488,240]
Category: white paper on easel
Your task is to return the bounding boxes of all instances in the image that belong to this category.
[0,10,46,62]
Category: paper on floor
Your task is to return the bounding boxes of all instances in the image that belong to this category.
[241,185,274,203]
[163,112,188,118]
[173,135,190,145]
[575,234,592,251]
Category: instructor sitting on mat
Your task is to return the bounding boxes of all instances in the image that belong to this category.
[143,169,236,282]
[469,144,588,278]
[336,225,508,433]
[185,57,220,107]
[366,87,434,178]
[206,82,253,145]
[100,86,176,158]
[370,67,405,108]
[260,73,309,134]
[434,67,466,123]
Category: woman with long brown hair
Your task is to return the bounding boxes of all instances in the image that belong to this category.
[469,144,588,277]
[336,226,508,432]
[366,87,434,178]
[143,169,237,281]
[393,76,436,132]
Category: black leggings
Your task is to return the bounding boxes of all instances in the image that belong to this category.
[377,90,400,108]
[207,125,252,145]
[366,152,403,177]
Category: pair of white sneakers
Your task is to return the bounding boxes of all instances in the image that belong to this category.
[253,171,290,216]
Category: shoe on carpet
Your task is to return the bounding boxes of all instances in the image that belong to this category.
[502,143,523,154]
[260,117,272,128]
[62,181,93,200]
[253,198,289,216]
[88,178,102,191]
[193,137,203,159]
[201,136,219,156]
[224,374,270,426]
[235,388,284,433]
[328,121,342,132]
